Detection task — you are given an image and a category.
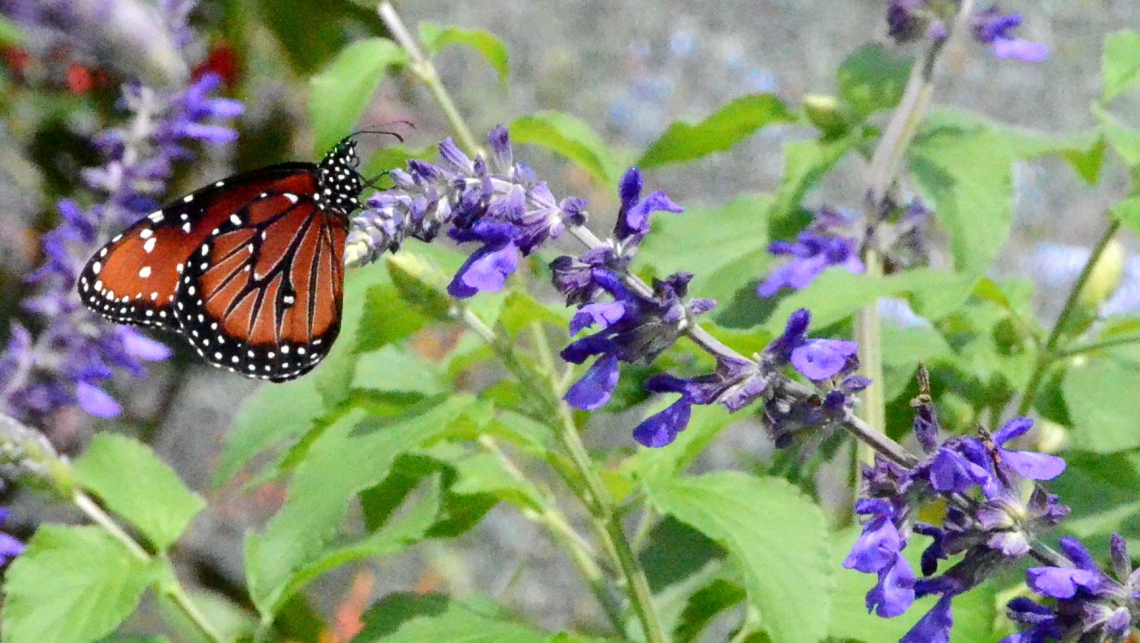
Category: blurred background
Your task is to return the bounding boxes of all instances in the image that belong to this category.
[0,0,1136,638]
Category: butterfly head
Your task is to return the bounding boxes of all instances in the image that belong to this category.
[317,139,365,215]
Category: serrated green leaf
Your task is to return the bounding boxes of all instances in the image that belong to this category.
[212,376,326,487]
[1063,356,1140,453]
[73,435,204,550]
[646,472,831,643]
[910,125,1012,277]
[353,593,561,643]
[510,112,621,186]
[309,38,408,153]
[420,23,509,82]
[837,44,912,119]
[1,526,160,643]
[245,395,473,615]
[637,94,793,168]
[1103,30,1140,101]
[353,345,445,394]
[637,194,773,304]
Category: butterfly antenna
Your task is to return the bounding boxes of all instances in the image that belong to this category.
[350,121,415,144]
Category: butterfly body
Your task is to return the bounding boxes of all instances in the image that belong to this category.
[78,139,364,382]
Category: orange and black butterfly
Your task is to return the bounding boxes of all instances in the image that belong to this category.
[78,137,366,382]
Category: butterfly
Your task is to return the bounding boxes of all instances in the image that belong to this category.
[78,136,368,382]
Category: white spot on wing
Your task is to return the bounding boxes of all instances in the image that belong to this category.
[184,194,194,203]
[143,237,157,253]
[138,266,151,278]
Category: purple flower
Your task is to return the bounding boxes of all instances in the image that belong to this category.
[347,126,588,291]
[885,1,1047,63]
[0,0,241,425]
[613,167,683,249]
[562,271,715,418]
[632,396,692,448]
[849,391,1071,638]
[0,507,23,566]
[972,8,1048,62]
[1005,535,1139,643]
[758,227,865,297]
[765,309,860,381]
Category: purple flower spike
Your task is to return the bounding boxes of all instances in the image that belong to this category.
[758,208,864,298]
[614,167,683,246]
[75,382,123,418]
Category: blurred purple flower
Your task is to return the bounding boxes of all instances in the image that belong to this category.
[758,207,864,298]
[0,0,240,424]
[0,507,23,566]
[886,1,1047,62]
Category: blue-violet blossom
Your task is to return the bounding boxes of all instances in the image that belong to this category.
[758,207,864,298]
[887,1,1048,62]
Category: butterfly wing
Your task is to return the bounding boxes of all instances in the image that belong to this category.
[175,189,347,381]
[78,163,319,331]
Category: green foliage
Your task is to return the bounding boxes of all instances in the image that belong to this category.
[637,94,794,168]
[309,38,408,152]
[420,23,510,83]
[1,526,161,643]
[73,435,204,551]
[510,112,622,186]
[837,44,912,120]
[910,124,1013,278]
[1103,30,1140,101]
[244,396,475,615]
[355,593,606,643]
[1063,354,1140,453]
[646,472,832,643]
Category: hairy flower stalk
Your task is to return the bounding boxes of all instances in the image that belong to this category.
[0,0,242,423]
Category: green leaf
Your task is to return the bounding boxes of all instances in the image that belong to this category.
[1096,106,1140,168]
[637,194,772,304]
[355,281,432,353]
[673,579,746,643]
[637,94,794,168]
[881,319,952,402]
[257,0,382,74]
[767,134,861,225]
[420,23,509,83]
[354,593,570,643]
[1,526,160,643]
[1049,451,1140,542]
[836,44,912,119]
[73,434,204,551]
[1103,30,1140,101]
[646,472,831,643]
[245,395,474,615]
[510,112,621,186]
[353,345,446,394]
[1112,196,1140,239]
[309,38,408,153]
[1063,135,1108,185]
[273,475,443,609]
[1063,355,1140,453]
[910,125,1012,277]
[212,375,326,486]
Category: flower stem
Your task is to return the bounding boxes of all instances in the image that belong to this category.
[459,310,667,643]
[74,492,226,643]
[854,251,885,465]
[1017,218,1121,416]
[378,2,483,156]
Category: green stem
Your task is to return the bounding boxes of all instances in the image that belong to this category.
[477,435,627,631]
[460,311,667,642]
[1016,219,1121,416]
[1058,332,1140,359]
[74,492,227,643]
[377,2,483,155]
[855,251,885,464]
